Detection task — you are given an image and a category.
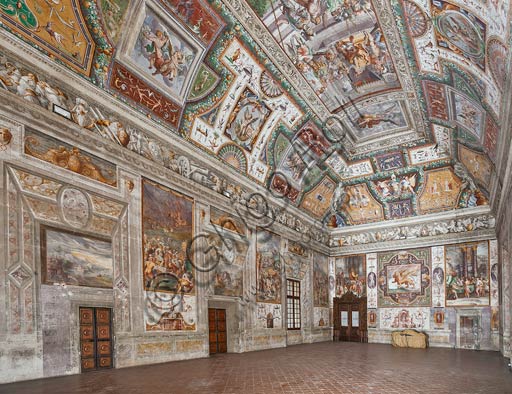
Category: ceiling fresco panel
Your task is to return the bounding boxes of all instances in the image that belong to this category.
[0,0,96,75]
[246,0,401,112]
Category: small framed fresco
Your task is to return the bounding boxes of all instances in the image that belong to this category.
[445,241,489,307]
[40,226,113,288]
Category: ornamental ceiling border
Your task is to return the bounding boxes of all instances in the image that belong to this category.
[221,0,427,155]
[0,35,329,250]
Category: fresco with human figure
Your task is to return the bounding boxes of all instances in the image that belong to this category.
[247,0,400,112]
[256,229,282,303]
[131,6,196,99]
[313,253,329,307]
[335,255,366,297]
[445,241,489,306]
[142,179,194,295]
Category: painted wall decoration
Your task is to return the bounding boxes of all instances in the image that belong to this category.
[40,226,113,288]
[204,232,247,297]
[144,292,196,331]
[445,241,489,307]
[313,253,329,308]
[388,199,413,220]
[256,229,281,304]
[458,145,492,190]
[189,38,303,183]
[490,240,498,307]
[247,0,400,112]
[335,255,366,298]
[346,100,409,140]
[24,129,117,187]
[487,38,507,90]
[342,184,384,225]
[0,0,96,75]
[378,248,431,308]
[418,167,462,214]
[301,176,336,219]
[379,307,430,330]
[256,303,282,329]
[129,5,198,102]
[431,246,446,308]
[100,0,130,44]
[314,307,330,328]
[142,178,194,293]
[366,253,378,309]
[297,122,330,158]
[431,0,486,70]
[225,88,271,152]
[159,0,224,45]
[284,240,309,280]
[110,62,182,128]
[422,80,449,121]
[325,153,374,180]
[373,173,417,199]
[209,206,246,235]
[374,152,404,172]
[483,115,498,162]
[452,91,485,140]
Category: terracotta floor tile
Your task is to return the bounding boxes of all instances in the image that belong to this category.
[0,342,511,394]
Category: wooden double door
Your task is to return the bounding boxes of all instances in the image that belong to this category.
[333,294,367,342]
[208,308,227,354]
[79,307,113,372]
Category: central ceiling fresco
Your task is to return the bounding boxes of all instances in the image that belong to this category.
[0,0,508,228]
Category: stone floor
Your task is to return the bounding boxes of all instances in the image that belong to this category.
[1,342,511,394]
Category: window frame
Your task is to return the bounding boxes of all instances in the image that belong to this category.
[286,278,301,330]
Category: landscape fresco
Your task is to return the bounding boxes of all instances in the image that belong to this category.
[41,226,113,288]
[142,179,194,294]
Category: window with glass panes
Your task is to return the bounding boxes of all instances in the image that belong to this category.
[286,279,301,330]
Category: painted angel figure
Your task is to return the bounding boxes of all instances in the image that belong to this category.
[142,27,184,81]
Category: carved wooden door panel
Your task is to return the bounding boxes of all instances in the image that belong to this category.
[79,307,113,372]
[208,308,227,354]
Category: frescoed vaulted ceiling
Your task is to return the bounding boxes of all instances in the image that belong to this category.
[0,0,509,228]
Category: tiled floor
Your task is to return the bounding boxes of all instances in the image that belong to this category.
[1,342,511,394]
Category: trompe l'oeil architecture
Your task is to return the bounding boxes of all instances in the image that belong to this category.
[0,0,511,383]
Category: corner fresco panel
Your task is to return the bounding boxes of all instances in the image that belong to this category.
[445,241,489,307]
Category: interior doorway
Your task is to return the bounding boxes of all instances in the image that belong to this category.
[208,308,227,354]
[333,293,367,342]
[79,307,113,372]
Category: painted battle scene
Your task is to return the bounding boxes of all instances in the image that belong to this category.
[335,255,366,297]
[247,0,400,111]
[445,241,489,306]
[41,226,113,288]
[313,254,329,307]
[142,179,194,295]
[256,229,282,303]
[131,6,197,99]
